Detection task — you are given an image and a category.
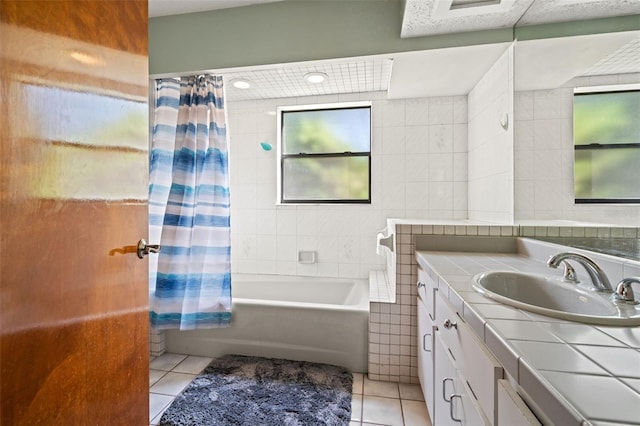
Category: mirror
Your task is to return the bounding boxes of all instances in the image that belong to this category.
[513,26,640,259]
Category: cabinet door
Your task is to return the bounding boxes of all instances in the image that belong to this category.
[418,267,437,319]
[436,290,502,424]
[435,333,490,426]
[417,297,435,421]
[434,333,460,426]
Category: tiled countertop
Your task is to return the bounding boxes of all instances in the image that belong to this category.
[416,239,640,425]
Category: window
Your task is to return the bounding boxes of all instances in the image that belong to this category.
[277,102,371,204]
[573,88,640,203]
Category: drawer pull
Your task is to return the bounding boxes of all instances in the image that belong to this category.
[422,333,431,352]
[449,394,462,422]
[442,377,454,402]
[443,318,458,330]
[417,282,426,289]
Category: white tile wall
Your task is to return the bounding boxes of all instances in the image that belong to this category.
[514,72,640,225]
[468,45,515,223]
[227,91,468,279]
[150,329,166,357]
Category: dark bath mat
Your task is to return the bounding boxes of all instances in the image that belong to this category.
[159,354,353,426]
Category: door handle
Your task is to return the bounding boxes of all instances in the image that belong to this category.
[137,239,161,259]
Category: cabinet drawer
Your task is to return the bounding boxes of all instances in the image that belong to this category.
[418,267,437,320]
[436,291,503,425]
[497,380,541,426]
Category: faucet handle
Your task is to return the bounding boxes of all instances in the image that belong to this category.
[613,278,640,305]
[560,260,579,284]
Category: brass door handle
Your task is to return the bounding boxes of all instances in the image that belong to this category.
[137,239,161,259]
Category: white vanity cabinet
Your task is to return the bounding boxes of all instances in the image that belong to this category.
[417,252,546,426]
[417,267,437,419]
[435,290,503,425]
[417,263,504,425]
[417,266,437,319]
[417,298,435,420]
[434,290,501,425]
[434,333,487,425]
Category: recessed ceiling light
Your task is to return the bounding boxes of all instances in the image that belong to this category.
[305,72,328,84]
[232,79,251,89]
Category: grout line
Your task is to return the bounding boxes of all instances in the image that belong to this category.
[399,395,406,426]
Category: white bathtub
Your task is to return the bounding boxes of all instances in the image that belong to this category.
[165,274,370,372]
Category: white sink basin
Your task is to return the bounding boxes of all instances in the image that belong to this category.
[472,271,640,326]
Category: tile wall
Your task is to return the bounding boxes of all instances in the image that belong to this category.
[367,223,520,383]
[150,90,469,358]
[514,72,640,225]
[150,328,166,357]
[227,91,469,280]
[468,45,515,223]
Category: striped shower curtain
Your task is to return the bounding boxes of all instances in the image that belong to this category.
[149,76,231,330]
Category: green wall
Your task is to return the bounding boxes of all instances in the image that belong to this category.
[149,0,512,75]
[149,0,639,76]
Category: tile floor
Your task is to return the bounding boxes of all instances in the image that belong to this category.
[150,353,432,426]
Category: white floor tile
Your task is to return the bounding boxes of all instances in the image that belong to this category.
[149,369,166,387]
[398,383,424,401]
[172,356,213,374]
[150,372,196,396]
[362,395,404,426]
[151,409,168,426]
[352,373,364,395]
[149,353,187,372]
[364,376,400,398]
[351,394,363,421]
[402,399,432,426]
[149,393,174,423]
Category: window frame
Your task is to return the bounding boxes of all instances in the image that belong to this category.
[276,101,372,205]
[573,87,640,204]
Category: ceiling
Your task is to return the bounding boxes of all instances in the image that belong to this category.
[516,31,640,91]
[401,0,640,38]
[149,0,640,100]
[225,58,393,101]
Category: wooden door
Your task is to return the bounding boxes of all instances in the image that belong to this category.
[0,1,149,424]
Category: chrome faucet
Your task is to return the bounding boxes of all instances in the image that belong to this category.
[547,252,613,292]
[613,277,640,304]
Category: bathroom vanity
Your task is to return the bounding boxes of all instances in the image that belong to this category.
[415,237,640,425]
